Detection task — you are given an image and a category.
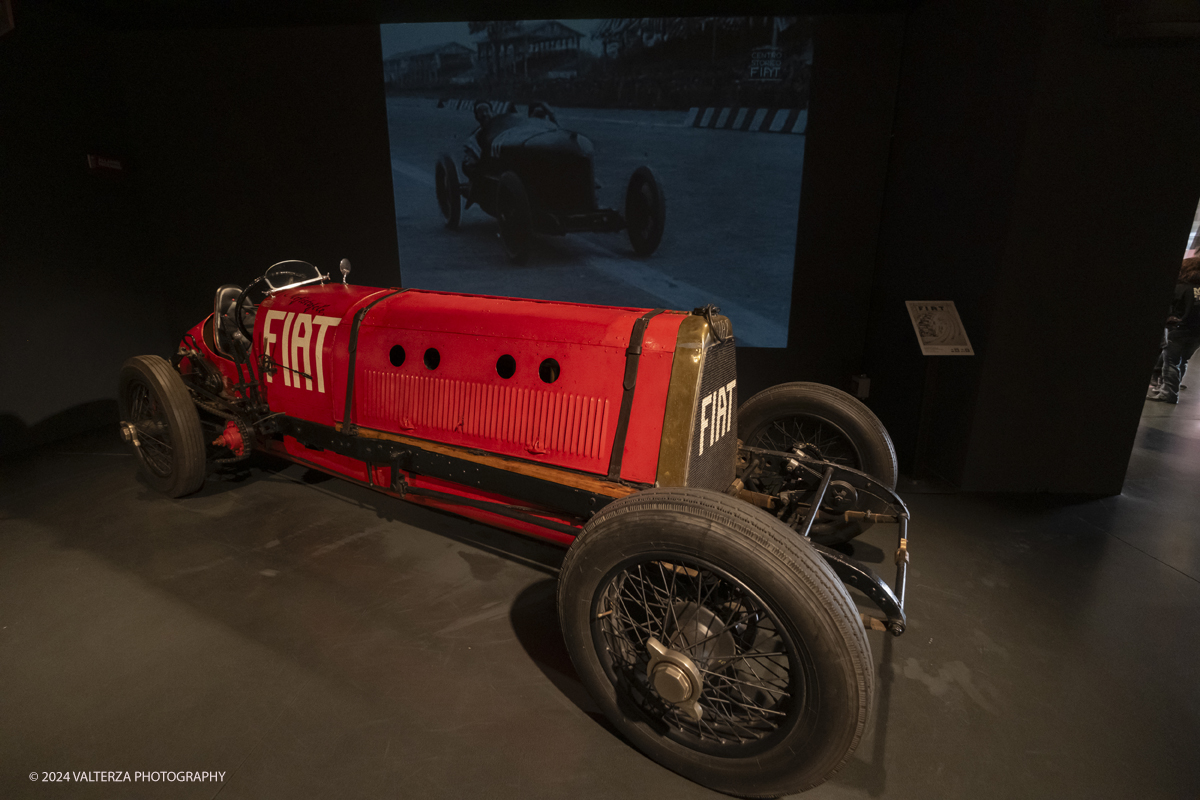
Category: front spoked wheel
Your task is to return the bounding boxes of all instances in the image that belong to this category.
[597,556,808,756]
[559,488,872,797]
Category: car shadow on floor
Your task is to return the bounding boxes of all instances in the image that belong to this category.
[507,578,621,736]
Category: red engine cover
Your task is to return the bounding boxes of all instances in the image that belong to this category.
[254,286,687,485]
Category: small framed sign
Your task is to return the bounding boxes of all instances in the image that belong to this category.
[87,154,126,176]
[905,300,974,356]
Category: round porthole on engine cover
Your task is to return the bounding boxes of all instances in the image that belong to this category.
[497,354,516,379]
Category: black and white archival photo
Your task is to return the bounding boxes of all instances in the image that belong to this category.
[380,17,813,348]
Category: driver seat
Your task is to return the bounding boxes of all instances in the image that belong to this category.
[213,284,251,358]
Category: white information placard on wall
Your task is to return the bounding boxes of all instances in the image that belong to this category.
[905,301,974,356]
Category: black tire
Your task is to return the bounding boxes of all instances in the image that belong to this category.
[435,154,461,230]
[496,171,532,264]
[625,166,666,257]
[558,488,873,798]
[737,382,897,545]
[118,355,206,498]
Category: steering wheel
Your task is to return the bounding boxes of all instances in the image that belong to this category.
[233,264,313,341]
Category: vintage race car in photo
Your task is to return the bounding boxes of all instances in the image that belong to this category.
[435,101,666,263]
[118,260,911,797]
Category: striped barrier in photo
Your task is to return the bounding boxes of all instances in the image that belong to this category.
[684,107,807,134]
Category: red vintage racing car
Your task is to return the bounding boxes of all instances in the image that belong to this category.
[118,260,910,797]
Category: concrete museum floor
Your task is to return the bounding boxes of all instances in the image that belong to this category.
[1,386,1198,800]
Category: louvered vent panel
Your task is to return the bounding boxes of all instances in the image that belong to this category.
[361,371,609,463]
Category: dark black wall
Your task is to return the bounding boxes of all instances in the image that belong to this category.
[861,1,1052,484]
[959,0,1200,492]
[862,0,1200,492]
[114,24,401,332]
[0,3,172,454]
[0,8,399,456]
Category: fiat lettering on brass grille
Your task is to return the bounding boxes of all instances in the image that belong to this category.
[698,379,737,456]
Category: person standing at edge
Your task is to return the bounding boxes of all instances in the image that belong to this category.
[1148,254,1200,404]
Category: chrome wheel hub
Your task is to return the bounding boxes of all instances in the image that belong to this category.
[119,421,140,447]
[597,557,796,750]
[646,637,705,721]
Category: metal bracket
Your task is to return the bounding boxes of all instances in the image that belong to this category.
[795,466,834,539]
[814,543,907,636]
[391,457,409,498]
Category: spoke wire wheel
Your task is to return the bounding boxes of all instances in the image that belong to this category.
[595,555,815,758]
[496,171,532,264]
[435,154,461,229]
[625,166,665,257]
[747,415,863,470]
[118,355,207,498]
[559,487,872,797]
[127,381,173,477]
[738,382,898,546]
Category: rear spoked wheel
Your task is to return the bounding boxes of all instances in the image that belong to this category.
[738,382,898,545]
[559,488,872,797]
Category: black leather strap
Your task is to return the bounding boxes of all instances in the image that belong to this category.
[607,309,665,480]
[343,288,408,436]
